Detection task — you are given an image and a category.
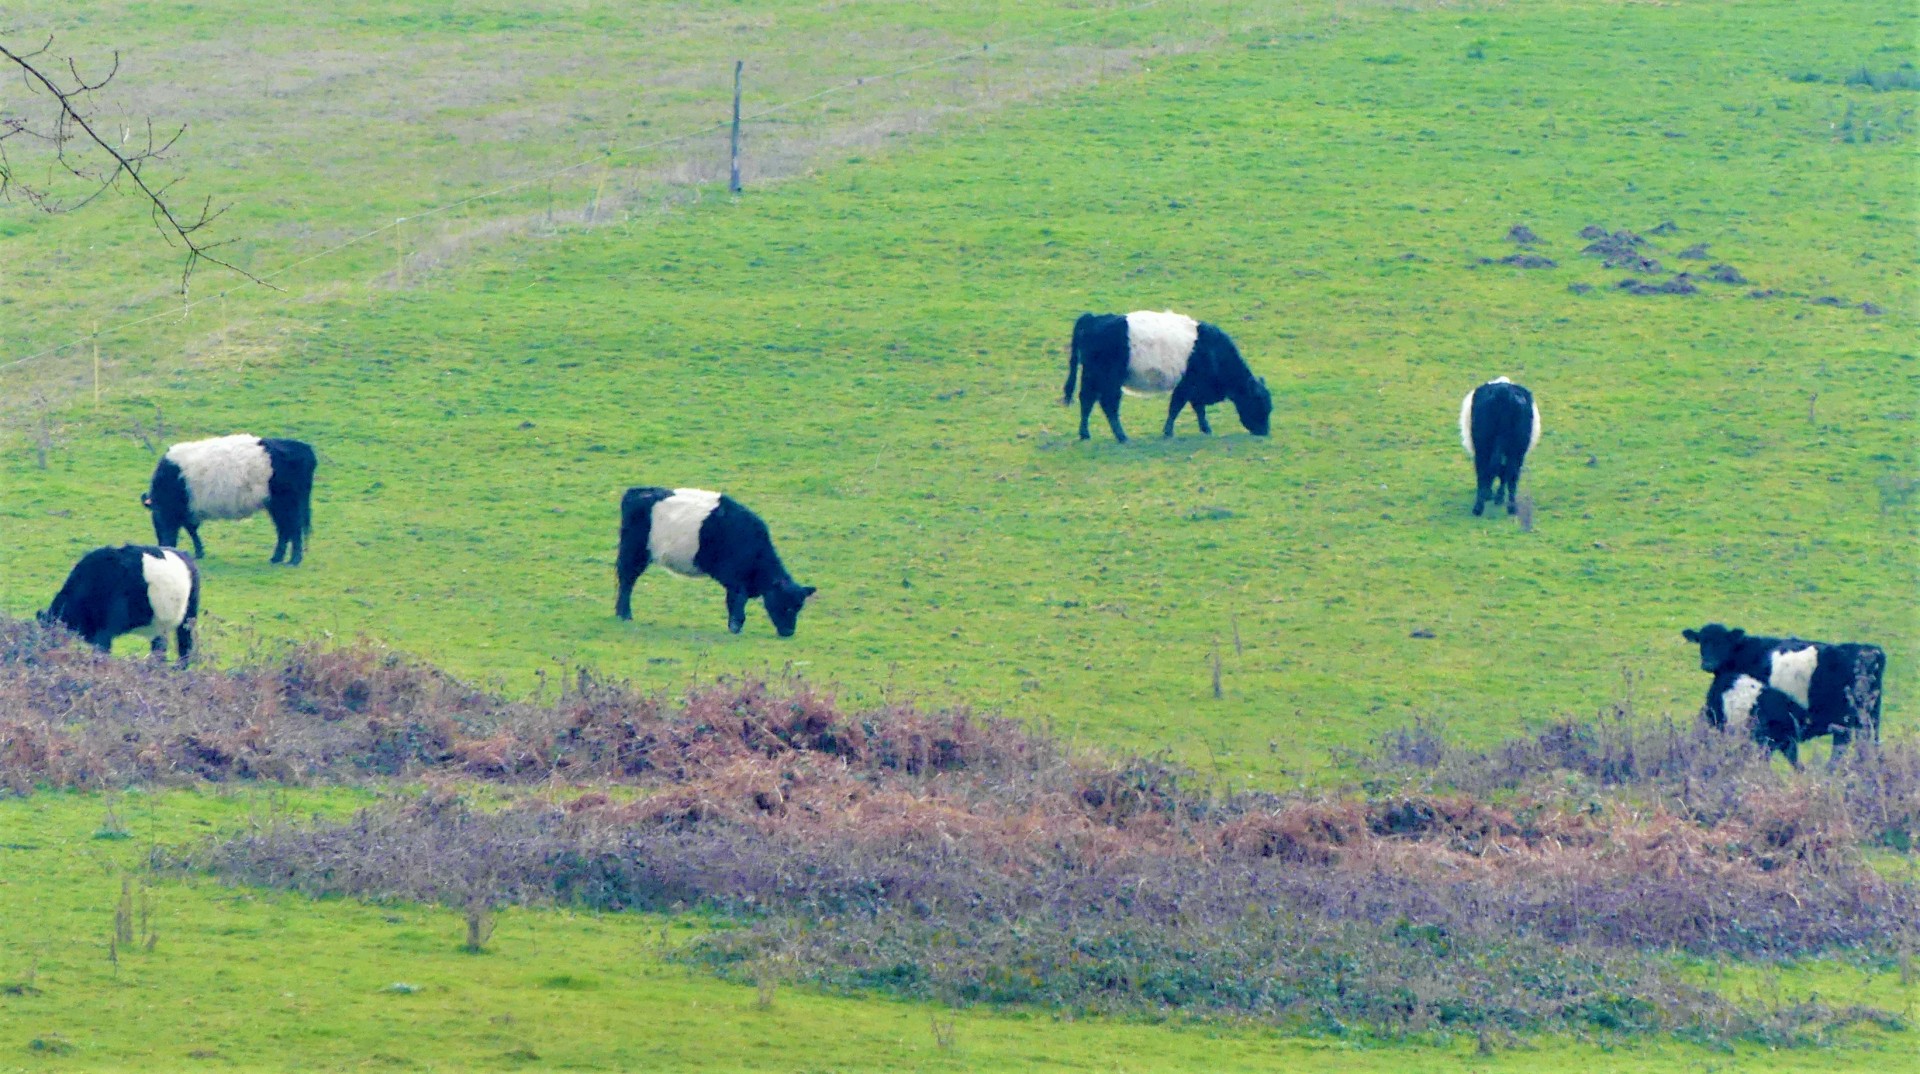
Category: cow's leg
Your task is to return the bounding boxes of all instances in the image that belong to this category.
[87,630,115,653]
[1099,385,1128,443]
[614,555,648,620]
[185,522,206,558]
[1163,387,1189,438]
[175,620,194,666]
[149,636,169,661]
[725,587,749,634]
[1783,739,1801,769]
[1192,404,1213,436]
[614,518,651,621]
[1472,466,1492,516]
[1078,391,1096,440]
[267,495,303,565]
[1503,463,1522,515]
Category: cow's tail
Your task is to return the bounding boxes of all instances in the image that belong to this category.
[1063,314,1091,404]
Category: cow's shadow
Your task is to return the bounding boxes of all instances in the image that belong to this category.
[1032,428,1266,464]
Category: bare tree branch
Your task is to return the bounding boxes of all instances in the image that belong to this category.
[0,33,276,294]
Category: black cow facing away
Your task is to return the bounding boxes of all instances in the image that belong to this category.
[1458,377,1539,516]
[616,487,817,637]
[1684,622,1886,766]
[40,544,200,664]
[1062,311,1271,442]
[143,434,317,565]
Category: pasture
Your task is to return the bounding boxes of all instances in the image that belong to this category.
[2,0,1914,779]
[0,0,1915,1068]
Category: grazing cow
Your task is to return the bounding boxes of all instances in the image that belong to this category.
[1061,311,1272,442]
[143,434,317,565]
[1459,377,1540,516]
[1703,671,1814,766]
[616,487,817,637]
[1683,623,1887,765]
[40,544,200,664]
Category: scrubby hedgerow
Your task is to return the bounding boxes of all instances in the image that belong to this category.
[1,618,1914,1042]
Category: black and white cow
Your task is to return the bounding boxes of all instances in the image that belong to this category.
[1458,376,1540,516]
[1703,671,1815,766]
[616,487,817,637]
[1683,623,1887,765]
[1062,311,1272,442]
[40,544,200,664]
[143,434,317,565]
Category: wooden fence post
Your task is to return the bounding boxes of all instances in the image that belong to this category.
[729,60,744,194]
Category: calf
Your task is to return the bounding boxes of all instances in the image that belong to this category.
[1458,377,1540,516]
[144,434,317,564]
[1683,623,1886,765]
[616,487,817,637]
[1062,311,1271,442]
[1703,671,1814,766]
[40,544,200,664]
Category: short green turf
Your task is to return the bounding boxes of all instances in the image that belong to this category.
[3,0,1912,785]
[0,0,1915,1067]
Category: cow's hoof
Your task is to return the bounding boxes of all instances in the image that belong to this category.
[728,621,745,635]
[1507,503,1519,516]
[1472,504,1485,517]
[615,609,632,621]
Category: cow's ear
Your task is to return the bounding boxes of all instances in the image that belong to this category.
[1730,629,1745,642]
[802,586,818,600]
[1682,629,1699,642]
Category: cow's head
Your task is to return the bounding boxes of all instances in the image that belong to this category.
[139,491,154,512]
[1683,623,1743,672]
[765,580,818,638]
[1234,376,1272,437]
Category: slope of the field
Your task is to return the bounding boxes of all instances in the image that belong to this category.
[3,0,1915,787]
[0,0,1262,409]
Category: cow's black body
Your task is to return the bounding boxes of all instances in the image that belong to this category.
[616,487,816,637]
[1062,312,1271,442]
[40,544,200,664]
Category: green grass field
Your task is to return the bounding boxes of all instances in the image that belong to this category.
[5,0,1913,780]
[2,0,1916,1067]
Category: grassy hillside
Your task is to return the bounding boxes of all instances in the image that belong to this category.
[2,1,1917,1069]
[0,0,1262,407]
[3,0,1913,787]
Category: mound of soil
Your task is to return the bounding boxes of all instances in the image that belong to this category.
[1677,243,1710,259]
[1578,224,1608,239]
[1567,282,1593,294]
[1860,302,1885,315]
[1506,224,1541,245]
[1812,295,1848,306]
[1707,263,1748,284]
[1617,274,1697,296]
[1582,230,1660,272]
[1749,289,1785,299]
[1648,220,1680,235]
[1482,253,1556,269]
